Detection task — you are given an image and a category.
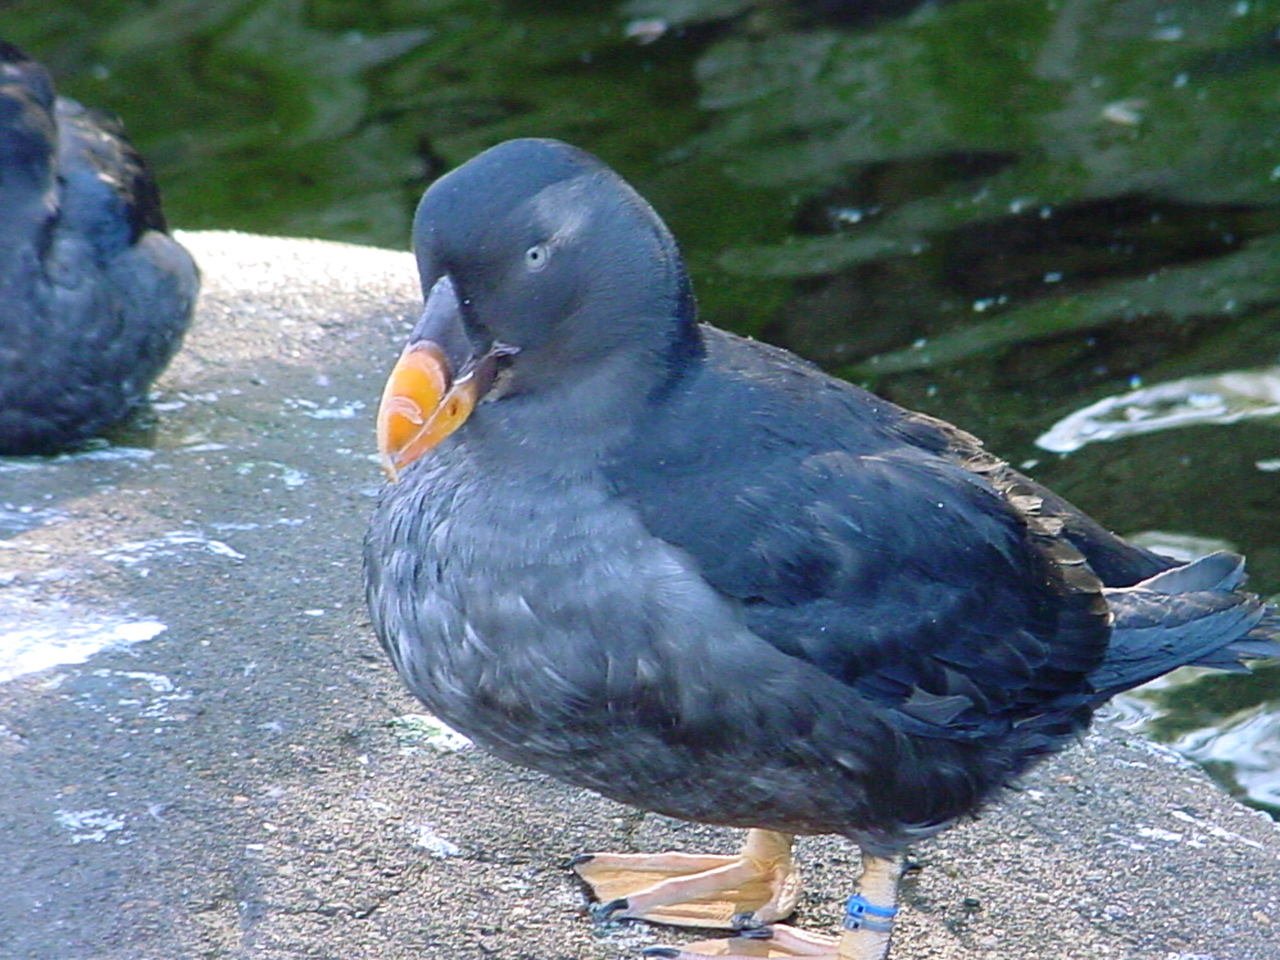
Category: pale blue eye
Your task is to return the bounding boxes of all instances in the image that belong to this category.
[525,243,550,271]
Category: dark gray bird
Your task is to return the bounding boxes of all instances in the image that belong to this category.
[364,138,1277,960]
[0,41,198,454]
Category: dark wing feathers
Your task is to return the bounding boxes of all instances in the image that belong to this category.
[607,328,1116,739]
[888,400,1179,589]
[609,327,1278,739]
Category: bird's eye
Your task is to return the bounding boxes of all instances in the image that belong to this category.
[525,243,551,272]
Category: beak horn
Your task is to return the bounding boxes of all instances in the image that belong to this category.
[376,342,482,482]
[376,276,483,482]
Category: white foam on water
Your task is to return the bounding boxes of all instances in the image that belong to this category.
[1175,708,1280,812]
[1037,365,1280,453]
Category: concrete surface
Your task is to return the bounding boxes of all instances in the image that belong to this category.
[0,231,1277,960]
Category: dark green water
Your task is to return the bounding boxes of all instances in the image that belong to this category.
[5,0,1280,812]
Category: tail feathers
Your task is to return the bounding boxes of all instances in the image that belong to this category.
[1089,551,1277,700]
[1136,550,1245,594]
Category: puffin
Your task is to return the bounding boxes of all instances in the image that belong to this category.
[0,41,198,455]
[363,138,1278,960]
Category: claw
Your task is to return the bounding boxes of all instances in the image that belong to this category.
[590,896,631,922]
[565,853,594,868]
[640,950,682,959]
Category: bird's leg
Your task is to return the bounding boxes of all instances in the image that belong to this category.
[640,850,904,960]
[572,827,801,928]
[835,852,902,960]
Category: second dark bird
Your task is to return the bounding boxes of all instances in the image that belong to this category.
[0,41,198,455]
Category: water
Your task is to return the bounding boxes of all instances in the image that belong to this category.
[3,0,1279,813]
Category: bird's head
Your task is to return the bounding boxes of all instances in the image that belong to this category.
[376,138,698,481]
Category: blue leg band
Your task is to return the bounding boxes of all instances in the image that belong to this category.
[843,894,897,933]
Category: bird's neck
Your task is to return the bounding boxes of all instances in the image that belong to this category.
[470,341,696,480]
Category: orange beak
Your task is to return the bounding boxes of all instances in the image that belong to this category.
[376,340,483,482]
